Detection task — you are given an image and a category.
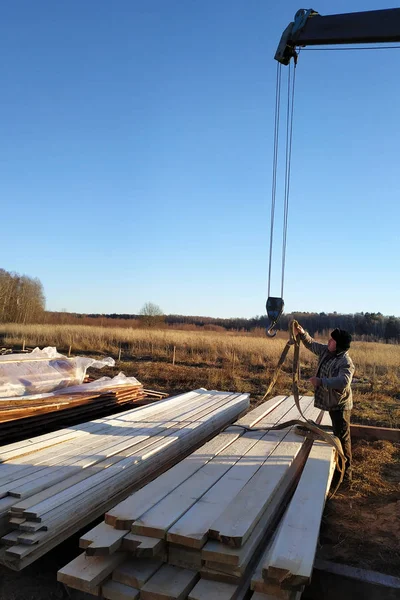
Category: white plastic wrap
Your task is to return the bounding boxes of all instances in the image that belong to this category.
[0,373,142,403]
[0,347,115,399]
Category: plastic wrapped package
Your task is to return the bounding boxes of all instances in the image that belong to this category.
[17,372,142,402]
[0,347,115,398]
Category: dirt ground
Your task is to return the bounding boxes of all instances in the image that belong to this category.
[318,438,400,576]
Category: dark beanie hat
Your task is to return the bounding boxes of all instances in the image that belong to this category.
[331,328,352,351]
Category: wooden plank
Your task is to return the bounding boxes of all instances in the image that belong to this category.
[350,424,400,443]
[85,528,129,556]
[305,559,400,600]
[102,580,140,600]
[208,403,322,547]
[234,396,290,427]
[188,578,238,600]
[121,533,165,557]
[9,517,25,526]
[112,558,162,588]
[1,531,20,546]
[131,430,270,539]
[106,431,243,530]
[80,521,128,551]
[204,560,244,576]
[167,398,309,548]
[201,440,315,568]
[263,441,335,587]
[252,554,303,599]
[140,565,199,600]
[0,428,89,463]
[57,551,127,593]
[168,545,203,570]
[106,397,290,530]
[202,561,242,582]
[0,496,17,517]
[18,521,43,533]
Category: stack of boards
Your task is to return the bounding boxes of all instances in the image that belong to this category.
[0,389,249,570]
[58,395,336,600]
[0,383,155,445]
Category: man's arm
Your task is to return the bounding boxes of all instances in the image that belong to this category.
[294,324,328,357]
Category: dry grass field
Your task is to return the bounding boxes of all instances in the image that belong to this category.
[1,322,399,428]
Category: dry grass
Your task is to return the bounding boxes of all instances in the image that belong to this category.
[1,323,399,427]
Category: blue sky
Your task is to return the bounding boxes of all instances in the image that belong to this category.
[1,1,399,318]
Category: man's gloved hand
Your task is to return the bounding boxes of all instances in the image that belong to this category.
[309,376,322,389]
[294,323,305,336]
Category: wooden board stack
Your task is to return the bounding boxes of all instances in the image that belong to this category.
[0,388,249,570]
[0,382,167,446]
[58,396,337,600]
[249,412,335,600]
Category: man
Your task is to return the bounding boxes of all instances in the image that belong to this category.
[294,323,355,483]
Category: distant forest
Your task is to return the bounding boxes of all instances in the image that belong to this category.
[45,310,400,343]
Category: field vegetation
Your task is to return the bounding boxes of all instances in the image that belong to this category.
[1,322,399,428]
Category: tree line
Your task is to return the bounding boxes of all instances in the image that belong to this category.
[168,311,400,342]
[0,269,45,324]
[46,308,400,343]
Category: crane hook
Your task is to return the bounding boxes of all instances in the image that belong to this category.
[266,297,285,338]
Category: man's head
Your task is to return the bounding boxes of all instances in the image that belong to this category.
[329,328,352,353]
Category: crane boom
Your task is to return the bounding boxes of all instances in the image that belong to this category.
[275,7,400,65]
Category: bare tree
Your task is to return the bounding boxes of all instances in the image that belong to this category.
[139,302,164,328]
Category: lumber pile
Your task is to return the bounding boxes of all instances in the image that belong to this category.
[0,388,249,570]
[0,346,115,398]
[0,347,154,445]
[0,383,153,445]
[58,396,337,600]
[250,415,335,600]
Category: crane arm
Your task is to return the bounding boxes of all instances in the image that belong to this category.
[275,7,400,65]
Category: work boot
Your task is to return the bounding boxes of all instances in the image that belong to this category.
[344,468,353,482]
